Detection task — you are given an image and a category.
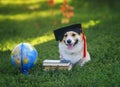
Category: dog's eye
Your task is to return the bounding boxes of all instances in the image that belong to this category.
[64,34,67,37]
[72,34,76,36]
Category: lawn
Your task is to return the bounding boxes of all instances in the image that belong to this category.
[0,0,120,87]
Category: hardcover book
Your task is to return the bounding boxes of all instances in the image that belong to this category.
[43,59,72,70]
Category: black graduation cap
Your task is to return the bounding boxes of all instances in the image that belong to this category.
[53,24,82,41]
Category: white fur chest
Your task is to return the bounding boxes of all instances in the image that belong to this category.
[59,42,84,64]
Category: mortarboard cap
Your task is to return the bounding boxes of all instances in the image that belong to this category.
[53,24,82,41]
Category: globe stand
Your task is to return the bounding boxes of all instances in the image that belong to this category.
[22,69,28,75]
[21,43,28,75]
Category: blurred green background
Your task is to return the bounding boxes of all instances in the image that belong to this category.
[0,0,120,87]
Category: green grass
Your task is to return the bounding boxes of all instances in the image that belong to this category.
[0,0,120,87]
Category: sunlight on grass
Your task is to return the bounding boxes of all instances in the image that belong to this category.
[0,33,54,51]
[0,0,71,5]
[0,39,17,51]
[0,10,60,21]
[30,34,54,46]
[83,20,101,29]
[54,0,71,3]
[0,0,43,5]
[0,0,71,21]
[28,4,40,10]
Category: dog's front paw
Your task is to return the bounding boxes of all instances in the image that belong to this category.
[79,58,85,66]
[79,57,90,67]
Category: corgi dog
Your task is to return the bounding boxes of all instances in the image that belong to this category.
[54,24,90,66]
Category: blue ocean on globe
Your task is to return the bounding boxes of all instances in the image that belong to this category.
[11,43,38,74]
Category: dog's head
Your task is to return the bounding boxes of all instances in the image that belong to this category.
[54,24,83,50]
[62,31,83,50]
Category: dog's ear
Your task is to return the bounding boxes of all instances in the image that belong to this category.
[53,24,82,41]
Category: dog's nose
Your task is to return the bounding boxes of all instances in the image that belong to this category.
[67,39,71,44]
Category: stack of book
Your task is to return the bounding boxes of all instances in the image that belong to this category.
[43,59,72,70]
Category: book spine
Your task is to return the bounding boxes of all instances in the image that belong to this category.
[44,65,72,70]
[43,63,70,66]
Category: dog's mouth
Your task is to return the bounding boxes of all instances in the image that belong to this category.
[65,39,78,50]
[66,44,73,50]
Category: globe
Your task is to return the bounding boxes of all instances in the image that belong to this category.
[11,43,38,74]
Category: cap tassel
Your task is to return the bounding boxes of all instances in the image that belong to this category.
[82,33,87,58]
